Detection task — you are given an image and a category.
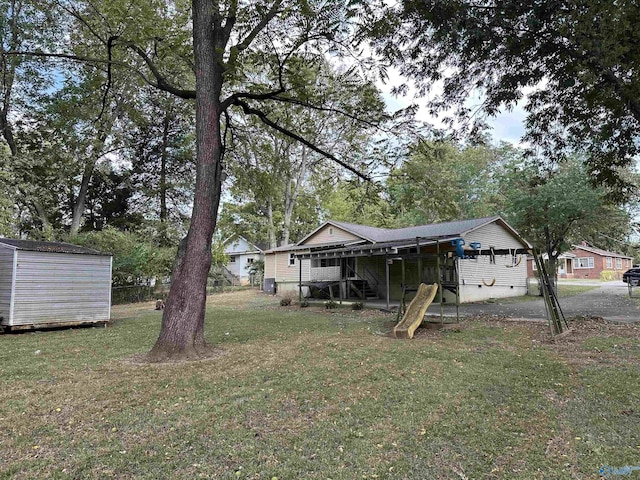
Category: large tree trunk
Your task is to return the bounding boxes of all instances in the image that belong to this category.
[69,161,94,236]
[266,198,277,249]
[159,108,170,224]
[157,106,171,245]
[69,119,113,236]
[281,147,307,246]
[147,0,224,362]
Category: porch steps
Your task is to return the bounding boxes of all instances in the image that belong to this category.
[350,280,379,300]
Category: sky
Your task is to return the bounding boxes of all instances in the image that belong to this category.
[378,69,528,146]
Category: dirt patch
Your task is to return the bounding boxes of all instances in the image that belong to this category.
[123,347,227,366]
[276,303,396,320]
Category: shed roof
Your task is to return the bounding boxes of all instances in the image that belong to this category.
[0,238,110,256]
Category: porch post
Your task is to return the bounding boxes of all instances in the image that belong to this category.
[385,253,390,310]
[417,237,422,284]
[437,239,443,325]
[339,255,343,305]
[298,256,302,302]
[455,256,460,323]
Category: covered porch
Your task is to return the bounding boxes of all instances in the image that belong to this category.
[295,236,463,311]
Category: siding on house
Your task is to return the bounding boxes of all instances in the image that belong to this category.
[0,246,15,323]
[10,251,111,326]
[227,252,261,282]
[224,237,256,254]
[272,252,310,283]
[265,253,276,279]
[458,255,527,288]
[464,222,524,250]
[302,225,361,245]
[458,224,527,301]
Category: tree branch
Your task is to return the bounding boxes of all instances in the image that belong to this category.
[126,44,196,99]
[232,98,370,181]
[96,35,119,122]
[227,0,284,67]
[5,50,192,99]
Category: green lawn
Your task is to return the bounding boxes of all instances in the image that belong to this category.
[1,290,639,479]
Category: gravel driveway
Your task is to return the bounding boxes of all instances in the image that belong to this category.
[425,281,640,323]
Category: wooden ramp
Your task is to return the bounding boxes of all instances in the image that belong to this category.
[393,283,439,339]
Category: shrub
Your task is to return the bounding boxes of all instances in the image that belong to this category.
[351,302,364,310]
[600,270,616,281]
[280,292,295,306]
[70,227,175,287]
[324,300,337,309]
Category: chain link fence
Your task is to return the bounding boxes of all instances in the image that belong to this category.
[111,279,263,305]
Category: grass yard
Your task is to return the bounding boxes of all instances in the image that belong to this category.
[1,290,639,479]
[556,285,601,297]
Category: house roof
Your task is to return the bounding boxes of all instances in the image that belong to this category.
[0,238,109,256]
[223,234,267,253]
[573,244,633,259]
[330,216,507,243]
[265,240,366,254]
[298,216,529,246]
[268,216,530,259]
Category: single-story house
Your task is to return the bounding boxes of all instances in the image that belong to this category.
[527,242,633,280]
[263,216,532,305]
[0,239,112,331]
[223,235,266,285]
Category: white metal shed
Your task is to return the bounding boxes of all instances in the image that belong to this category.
[0,239,112,331]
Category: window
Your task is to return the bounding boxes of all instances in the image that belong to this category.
[531,259,537,271]
[312,258,340,268]
[329,227,334,236]
[575,257,594,269]
[289,253,296,266]
[229,255,236,263]
[247,258,254,264]
[616,257,622,269]
[606,257,612,269]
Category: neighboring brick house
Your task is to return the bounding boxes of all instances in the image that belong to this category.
[527,242,633,280]
[570,243,633,279]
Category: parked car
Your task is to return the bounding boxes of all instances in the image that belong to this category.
[622,268,640,285]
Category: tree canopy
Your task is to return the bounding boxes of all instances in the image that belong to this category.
[367,0,640,198]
